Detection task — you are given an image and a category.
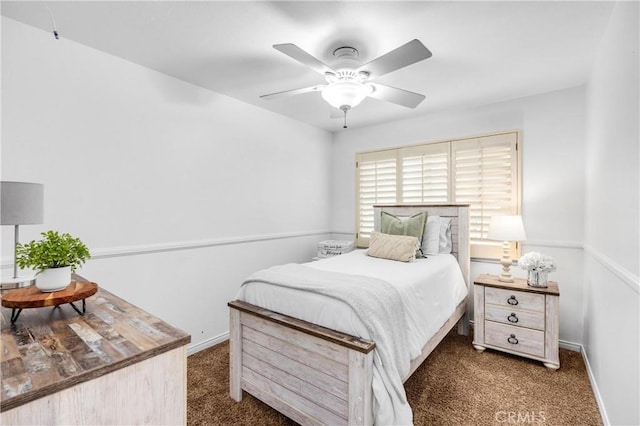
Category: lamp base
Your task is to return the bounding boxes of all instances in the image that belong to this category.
[498,240,514,283]
[1,276,36,290]
[498,274,515,283]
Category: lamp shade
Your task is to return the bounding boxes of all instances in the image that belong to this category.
[487,215,526,241]
[1,181,44,225]
[321,81,372,109]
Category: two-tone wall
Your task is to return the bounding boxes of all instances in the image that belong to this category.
[328,4,639,424]
[2,3,638,424]
[583,3,639,425]
[1,17,333,352]
[331,85,587,345]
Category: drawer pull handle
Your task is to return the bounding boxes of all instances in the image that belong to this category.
[508,313,519,323]
[507,334,519,345]
[507,295,519,306]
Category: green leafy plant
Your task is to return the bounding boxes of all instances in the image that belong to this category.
[16,230,91,273]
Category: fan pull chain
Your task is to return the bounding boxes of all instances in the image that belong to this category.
[341,105,350,129]
[43,2,59,39]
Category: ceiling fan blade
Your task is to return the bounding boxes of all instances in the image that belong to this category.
[368,83,426,108]
[357,39,432,80]
[273,43,336,76]
[260,85,325,100]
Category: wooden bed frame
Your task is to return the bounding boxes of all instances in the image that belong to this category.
[228,204,470,425]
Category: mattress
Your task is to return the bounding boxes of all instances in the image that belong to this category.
[237,249,467,360]
[236,249,468,425]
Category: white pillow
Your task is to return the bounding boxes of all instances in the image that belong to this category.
[422,216,441,255]
[420,216,453,255]
[439,217,452,253]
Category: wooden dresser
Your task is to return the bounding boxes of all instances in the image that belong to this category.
[473,274,560,369]
[1,280,191,425]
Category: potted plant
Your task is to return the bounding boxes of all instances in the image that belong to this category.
[16,230,91,292]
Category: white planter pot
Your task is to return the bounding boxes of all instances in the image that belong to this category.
[36,266,72,292]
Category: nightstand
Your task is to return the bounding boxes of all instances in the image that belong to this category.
[473,274,560,369]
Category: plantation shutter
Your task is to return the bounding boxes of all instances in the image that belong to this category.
[355,150,397,247]
[354,131,520,258]
[452,132,519,259]
[400,142,450,203]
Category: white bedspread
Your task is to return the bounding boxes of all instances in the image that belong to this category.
[236,249,468,425]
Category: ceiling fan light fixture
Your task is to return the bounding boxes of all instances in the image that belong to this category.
[321,81,373,109]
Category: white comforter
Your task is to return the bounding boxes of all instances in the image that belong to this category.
[236,249,468,425]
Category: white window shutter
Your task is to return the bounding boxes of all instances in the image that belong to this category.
[452,132,519,259]
[400,142,450,203]
[356,151,397,247]
[354,131,520,258]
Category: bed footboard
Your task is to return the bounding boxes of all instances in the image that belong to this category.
[229,300,376,425]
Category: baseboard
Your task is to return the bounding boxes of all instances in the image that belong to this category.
[558,339,581,352]
[192,322,608,424]
[580,343,610,425]
[187,332,229,356]
[469,319,607,423]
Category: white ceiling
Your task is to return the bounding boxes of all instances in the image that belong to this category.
[2,1,614,132]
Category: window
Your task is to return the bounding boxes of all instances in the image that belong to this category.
[400,142,450,203]
[355,131,520,259]
[356,151,397,240]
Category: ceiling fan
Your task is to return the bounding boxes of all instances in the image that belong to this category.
[260,39,432,128]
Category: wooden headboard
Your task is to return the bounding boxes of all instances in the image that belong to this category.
[372,204,470,289]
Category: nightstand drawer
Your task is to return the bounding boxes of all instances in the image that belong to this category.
[484,321,545,358]
[485,306,545,331]
[485,287,545,313]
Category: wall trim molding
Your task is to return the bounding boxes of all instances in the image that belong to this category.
[0,230,576,269]
[331,232,585,251]
[331,230,355,237]
[188,332,229,356]
[580,343,610,425]
[524,240,583,250]
[1,230,332,268]
[583,244,640,294]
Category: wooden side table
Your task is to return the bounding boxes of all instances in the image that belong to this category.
[1,281,98,322]
[473,274,560,369]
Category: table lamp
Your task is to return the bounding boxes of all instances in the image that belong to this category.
[1,181,44,289]
[487,215,526,283]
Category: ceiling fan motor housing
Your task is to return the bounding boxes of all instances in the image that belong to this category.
[331,46,369,81]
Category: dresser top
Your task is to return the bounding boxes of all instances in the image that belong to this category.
[474,273,560,296]
[1,280,190,411]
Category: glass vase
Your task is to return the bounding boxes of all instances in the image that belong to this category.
[527,270,548,287]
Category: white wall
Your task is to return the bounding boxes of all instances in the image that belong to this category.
[331,86,587,344]
[1,17,333,351]
[583,2,639,425]
[3,7,639,423]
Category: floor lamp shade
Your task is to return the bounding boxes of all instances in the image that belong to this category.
[1,182,44,225]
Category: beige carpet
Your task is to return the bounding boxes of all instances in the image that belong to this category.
[187,332,602,425]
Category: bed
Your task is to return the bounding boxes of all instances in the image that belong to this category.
[228,204,470,425]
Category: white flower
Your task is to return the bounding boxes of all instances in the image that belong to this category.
[518,251,557,272]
